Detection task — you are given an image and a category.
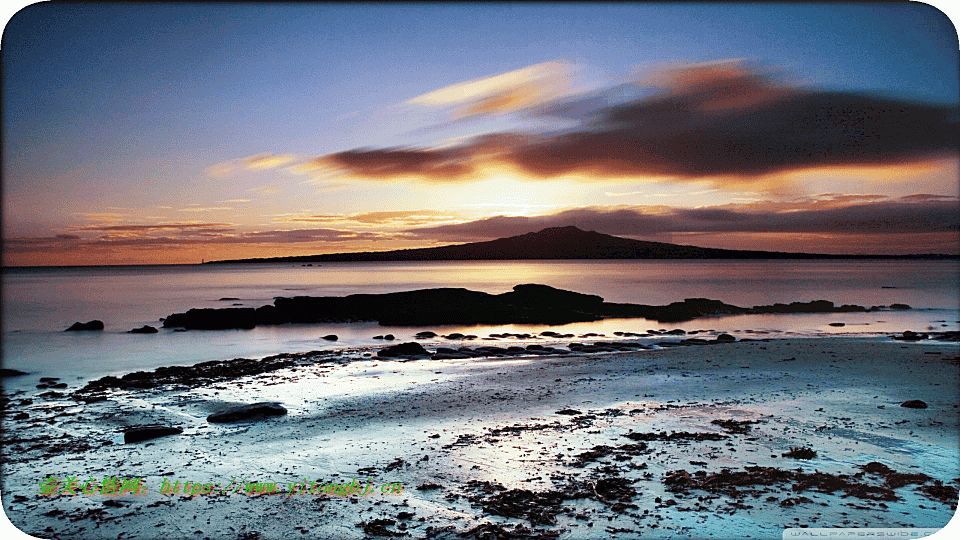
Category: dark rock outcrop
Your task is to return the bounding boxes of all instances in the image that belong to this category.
[65,320,104,331]
[0,369,28,378]
[160,283,890,330]
[207,402,287,423]
[123,425,183,443]
[321,334,338,341]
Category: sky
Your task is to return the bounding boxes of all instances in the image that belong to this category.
[2,2,958,266]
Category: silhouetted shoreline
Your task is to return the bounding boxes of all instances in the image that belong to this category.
[203,227,960,264]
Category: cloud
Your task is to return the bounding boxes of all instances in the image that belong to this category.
[219,198,252,204]
[248,185,281,194]
[306,61,957,188]
[406,197,960,240]
[242,153,295,170]
[177,206,233,213]
[206,153,296,178]
[407,60,576,119]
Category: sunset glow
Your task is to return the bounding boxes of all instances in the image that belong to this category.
[3,3,957,266]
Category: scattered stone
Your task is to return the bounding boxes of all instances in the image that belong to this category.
[710,419,762,434]
[73,350,334,395]
[123,425,184,444]
[624,431,727,442]
[782,446,817,459]
[207,402,287,423]
[555,409,582,416]
[65,320,104,331]
[414,331,437,339]
[664,466,900,502]
[828,322,845,327]
[358,518,405,537]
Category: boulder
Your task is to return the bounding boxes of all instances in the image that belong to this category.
[0,369,28,378]
[123,425,184,443]
[715,333,736,343]
[65,320,104,331]
[415,331,437,339]
[900,400,928,409]
[377,342,429,358]
[207,402,287,423]
[321,334,338,341]
[129,325,158,334]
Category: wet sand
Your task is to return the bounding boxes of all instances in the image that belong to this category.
[2,336,959,539]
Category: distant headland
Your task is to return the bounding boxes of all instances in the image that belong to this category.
[204,226,957,264]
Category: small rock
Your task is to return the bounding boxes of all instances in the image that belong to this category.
[715,333,736,343]
[129,325,158,334]
[900,400,928,409]
[65,320,104,331]
[321,334,338,341]
[207,402,287,423]
[378,342,429,358]
[123,425,184,443]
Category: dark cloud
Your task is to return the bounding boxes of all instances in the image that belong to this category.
[407,199,960,240]
[313,62,957,184]
[322,147,473,181]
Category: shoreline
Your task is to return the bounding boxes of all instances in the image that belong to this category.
[2,335,959,539]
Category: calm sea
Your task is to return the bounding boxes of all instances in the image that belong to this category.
[2,260,958,391]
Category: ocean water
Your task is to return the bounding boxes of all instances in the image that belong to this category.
[2,260,958,391]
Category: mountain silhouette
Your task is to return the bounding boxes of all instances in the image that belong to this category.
[207,226,952,263]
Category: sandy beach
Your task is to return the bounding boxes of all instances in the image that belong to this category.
[2,334,958,539]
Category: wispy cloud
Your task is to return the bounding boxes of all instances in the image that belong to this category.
[407,60,577,119]
[242,153,295,170]
[206,153,297,178]
[272,209,461,228]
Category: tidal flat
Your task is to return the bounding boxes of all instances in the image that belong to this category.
[2,336,958,539]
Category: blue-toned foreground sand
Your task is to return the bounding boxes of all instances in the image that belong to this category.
[2,336,958,539]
